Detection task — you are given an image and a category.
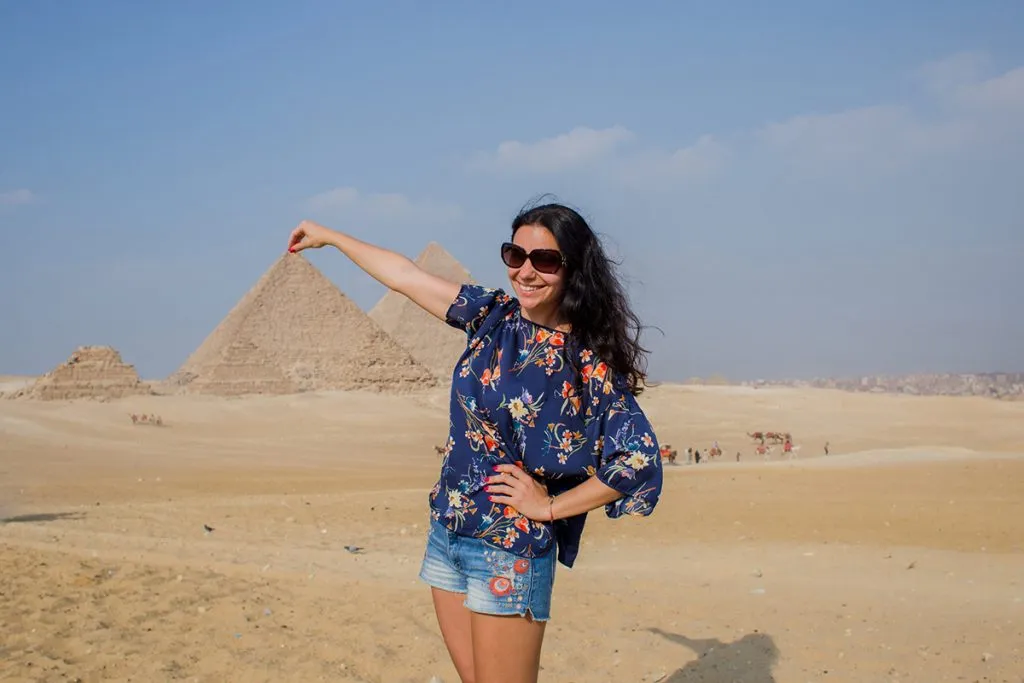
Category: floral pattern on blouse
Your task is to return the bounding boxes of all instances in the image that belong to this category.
[428,284,663,567]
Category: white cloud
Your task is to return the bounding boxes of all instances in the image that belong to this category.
[306,187,462,226]
[757,105,911,151]
[916,52,992,94]
[307,186,359,210]
[616,134,728,188]
[956,65,1024,111]
[0,189,36,206]
[466,53,1023,191]
[753,104,964,171]
[476,125,634,173]
[470,125,726,187]
[744,58,1024,177]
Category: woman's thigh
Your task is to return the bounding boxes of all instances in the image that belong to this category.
[471,611,546,683]
[431,587,476,683]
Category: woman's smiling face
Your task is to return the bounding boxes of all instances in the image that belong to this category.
[506,224,566,324]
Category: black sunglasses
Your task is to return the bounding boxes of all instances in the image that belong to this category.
[500,242,565,274]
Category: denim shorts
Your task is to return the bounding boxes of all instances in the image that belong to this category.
[418,517,557,621]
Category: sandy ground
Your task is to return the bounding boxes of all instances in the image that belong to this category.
[1,385,1023,683]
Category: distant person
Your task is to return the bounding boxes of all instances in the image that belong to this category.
[824,441,830,456]
[287,202,663,683]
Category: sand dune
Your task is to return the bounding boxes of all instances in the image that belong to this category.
[2,385,1023,682]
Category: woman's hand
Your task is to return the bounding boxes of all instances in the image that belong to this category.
[287,220,336,253]
[486,464,551,521]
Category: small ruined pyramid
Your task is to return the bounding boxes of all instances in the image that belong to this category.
[369,242,473,379]
[11,346,152,401]
[170,253,436,395]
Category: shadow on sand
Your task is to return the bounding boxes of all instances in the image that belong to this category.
[648,628,779,682]
[1,511,86,525]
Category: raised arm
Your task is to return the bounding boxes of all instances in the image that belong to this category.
[288,220,461,321]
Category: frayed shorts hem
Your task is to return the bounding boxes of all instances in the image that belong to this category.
[418,576,552,622]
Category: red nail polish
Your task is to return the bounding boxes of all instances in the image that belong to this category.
[488,496,494,502]
[492,466,500,472]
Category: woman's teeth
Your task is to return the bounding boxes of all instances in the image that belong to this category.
[519,283,542,293]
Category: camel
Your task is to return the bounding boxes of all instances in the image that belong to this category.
[129,413,164,427]
[749,431,793,445]
[659,445,678,465]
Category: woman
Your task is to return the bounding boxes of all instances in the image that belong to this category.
[287,202,663,683]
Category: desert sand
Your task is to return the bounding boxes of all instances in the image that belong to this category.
[2,384,1022,682]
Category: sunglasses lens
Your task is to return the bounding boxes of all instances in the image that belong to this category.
[531,250,563,274]
[501,243,526,268]
[501,243,563,273]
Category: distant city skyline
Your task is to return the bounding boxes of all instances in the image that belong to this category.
[2,3,1022,382]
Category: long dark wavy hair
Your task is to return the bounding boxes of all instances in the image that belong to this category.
[511,201,650,395]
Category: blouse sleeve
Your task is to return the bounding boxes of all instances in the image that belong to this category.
[591,390,663,518]
[445,284,510,337]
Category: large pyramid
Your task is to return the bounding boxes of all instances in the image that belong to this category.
[369,242,473,380]
[170,253,437,395]
[10,346,152,401]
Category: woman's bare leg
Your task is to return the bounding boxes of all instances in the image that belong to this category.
[431,588,476,683]
[470,612,546,683]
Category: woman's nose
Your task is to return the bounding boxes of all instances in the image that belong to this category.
[517,260,537,278]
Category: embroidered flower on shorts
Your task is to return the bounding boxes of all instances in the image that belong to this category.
[489,576,513,597]
[513,558,530,574]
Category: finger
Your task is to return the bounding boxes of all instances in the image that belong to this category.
[291,236,314,253]
[487,472,525,490]
[493,464,525,480]
[485,483,517,496]
[488,494,516,506]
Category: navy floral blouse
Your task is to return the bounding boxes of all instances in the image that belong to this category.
[429,284,663,568]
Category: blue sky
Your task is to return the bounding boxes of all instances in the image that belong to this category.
[2,1,1022,382]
